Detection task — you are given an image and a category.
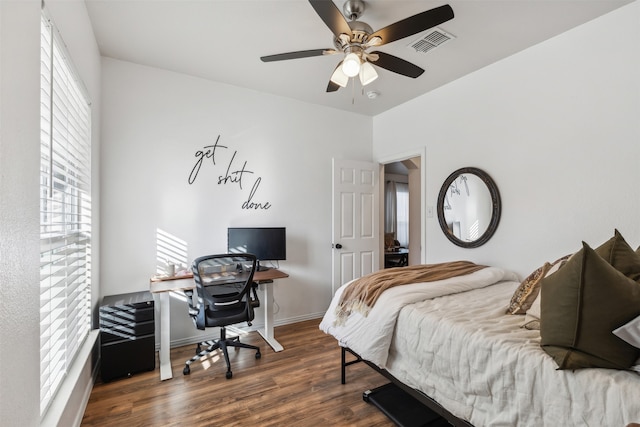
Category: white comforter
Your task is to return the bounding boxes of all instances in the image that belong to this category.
[320,266,518,368]
[320,268,640,426]
[388,281,640,426]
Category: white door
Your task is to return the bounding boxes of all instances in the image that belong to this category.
[332,159,380,294]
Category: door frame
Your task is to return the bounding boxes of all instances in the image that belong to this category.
[377,147,427,265]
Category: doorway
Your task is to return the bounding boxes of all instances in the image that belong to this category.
[383,156,421,267]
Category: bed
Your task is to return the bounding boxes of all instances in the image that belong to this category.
[320,239,640,426]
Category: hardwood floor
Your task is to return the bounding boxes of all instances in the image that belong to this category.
[81,319,394,426]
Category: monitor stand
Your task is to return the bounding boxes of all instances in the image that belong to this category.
[257,261,271,271]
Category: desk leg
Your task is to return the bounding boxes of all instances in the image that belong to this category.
[257,283,283,352]
[158,292,173,380]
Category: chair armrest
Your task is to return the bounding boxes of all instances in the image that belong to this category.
[250,282,260,308]
[184,289,206,330]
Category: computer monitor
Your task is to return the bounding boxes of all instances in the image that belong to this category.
[227,227,286,271]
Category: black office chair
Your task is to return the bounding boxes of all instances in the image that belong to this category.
[183,254,261,379]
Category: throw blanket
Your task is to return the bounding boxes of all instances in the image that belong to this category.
[335,261,487,324]
[320,265,519,368]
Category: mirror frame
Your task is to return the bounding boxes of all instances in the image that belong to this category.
[436,167,501,248]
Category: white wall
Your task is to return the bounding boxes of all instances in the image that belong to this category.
[2,1,637,424]
[374,1,640,278]
[0,1,102,426]
[0,2,42,426]
[100,58,372,345]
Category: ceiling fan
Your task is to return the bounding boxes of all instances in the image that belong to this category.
[260,0,454,92]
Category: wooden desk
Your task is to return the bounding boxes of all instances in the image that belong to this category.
[149,268,288,381]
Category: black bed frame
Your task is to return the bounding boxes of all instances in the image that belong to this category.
[341,347,474,427]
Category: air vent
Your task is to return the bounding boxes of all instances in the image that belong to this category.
[407,28,455,53]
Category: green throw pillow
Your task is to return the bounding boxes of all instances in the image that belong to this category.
[594,229,640,281]
[540,242,640,370]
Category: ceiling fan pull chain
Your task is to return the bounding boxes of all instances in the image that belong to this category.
[352,78,355,104]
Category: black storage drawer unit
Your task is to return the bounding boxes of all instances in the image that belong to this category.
[100,291,155,382]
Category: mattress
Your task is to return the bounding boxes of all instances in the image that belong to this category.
[385,281,640,426]
[321,266,518,368]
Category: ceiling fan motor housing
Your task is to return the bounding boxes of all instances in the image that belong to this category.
[343,0,365,20]
[333,20,373,51]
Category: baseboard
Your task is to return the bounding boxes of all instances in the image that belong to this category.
[272,311,325,326]
[162,312,326,350]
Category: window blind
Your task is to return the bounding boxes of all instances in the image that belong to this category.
[40,12,92,416]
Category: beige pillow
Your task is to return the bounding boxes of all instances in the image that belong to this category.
[540,242,640,370]
[506,262,551,315]
[523,297,542,330]
[547,254,573,274]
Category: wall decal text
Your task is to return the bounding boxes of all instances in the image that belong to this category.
[188,135,272,210]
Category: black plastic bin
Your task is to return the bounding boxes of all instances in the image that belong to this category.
[363,383,450,427]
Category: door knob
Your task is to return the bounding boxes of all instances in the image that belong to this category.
[335,243,343,249]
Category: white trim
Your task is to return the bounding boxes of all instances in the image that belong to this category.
[376,146,427,264]
[40,3,91,106]
[40,329,99,427]
[164,312,326,349]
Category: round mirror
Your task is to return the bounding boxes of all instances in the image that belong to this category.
[436,167,501,248]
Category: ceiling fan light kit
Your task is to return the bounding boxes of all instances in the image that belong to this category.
[342,52,361,77]
[330,63,349,87]
[260,0,454,93]
[359,61,378,86]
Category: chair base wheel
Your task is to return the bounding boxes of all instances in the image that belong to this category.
[226,371,232,379]
[255,351,261,359]
[183,365,190,375]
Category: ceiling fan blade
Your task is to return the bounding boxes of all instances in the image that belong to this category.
[261,49,337,62]
[309,0,353,39]
[369,4,454,46]
[326,80,341,92]
[369,51,424,78]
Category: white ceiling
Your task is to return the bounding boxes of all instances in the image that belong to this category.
[84,0,632,116]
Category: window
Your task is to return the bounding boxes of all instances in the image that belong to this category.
[40,11,92,416]
[395,182,409,247]
[384,180,409,248]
